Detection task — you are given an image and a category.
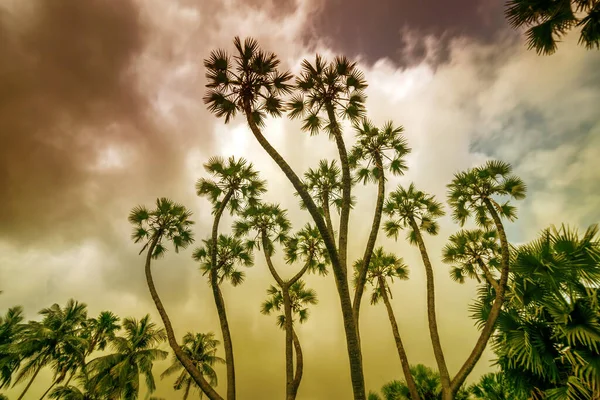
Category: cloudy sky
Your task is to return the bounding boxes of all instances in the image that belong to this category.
[1,0,599,398]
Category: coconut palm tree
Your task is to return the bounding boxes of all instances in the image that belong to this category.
[0,306,25,389]
[204,35,367,400]
[129,199,221,400]
[383,183,450,397]
[469,372,521,400]
[196,155,265,400]
[442,229,501,291]
[354,247,419,400]
[446,160,525,396]
[87,315,167,399]
[12,300,88,400]
[161,332,224,400]
[349,119,411,332]
[261,280,318,399]
[505,0,600,54]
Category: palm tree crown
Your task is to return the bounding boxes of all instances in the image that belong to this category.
[232,202,291,255]
[194,235,253,286]
[284,223,330,277]
[261,280,318,328]
[128,198,195,259]
[0,306,25,389]
[300,159,346,213]
[354,247,409,305]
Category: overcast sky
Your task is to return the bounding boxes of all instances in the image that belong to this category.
[1,0,599,398]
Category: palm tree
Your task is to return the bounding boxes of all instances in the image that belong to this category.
[505,0,600,54]
[487,224,600,399]
[446,160,526,396]
[204,35,367,400]
[161,332,224,400]
[87,315,167,399]
[261,280,318,399]
[129,199,221,400]
[0,306,25,389]
[49,372,99,400]
[13,299,88,400]
[383,183,450,397]
[442,229,501,291]
[196,155,265,400]
[354,247,419,400]
[234,204,327,399]
[349,119,411,333]
[194,234,253,289]
[469,372,521,400]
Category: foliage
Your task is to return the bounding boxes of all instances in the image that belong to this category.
[261,280,318,328]
[353,247,409,306]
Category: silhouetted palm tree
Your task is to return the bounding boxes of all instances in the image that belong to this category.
[196,155,265,400]
[161,332,224,400]
[354,247,419,400]
[0,306,25,389]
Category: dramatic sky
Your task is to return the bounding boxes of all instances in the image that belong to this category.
[1,0,599,398]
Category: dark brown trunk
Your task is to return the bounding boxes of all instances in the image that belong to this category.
[353,162,385,335]
[210,190,236,400]
[283,288,295,400]
[290,329,303,399]
[17,362,44,400]
[144,236,223,400]
[410,220,451,393]
[243,102,365,399]
[378,277,421,400]
[449,200,510,396]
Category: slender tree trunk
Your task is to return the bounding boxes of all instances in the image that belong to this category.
[243,102,366,399]
[183,379,191,400]
[210,190,236,400]
[290,329,303,399]
[353,163,385,334]
[16,363,43,400]
[378,277,421,400]
[322,192,335,242]
[283,288,295,400]
[476,258,499,292]
[410,220,451,395]
[449,201,510,396]
[39,378,58,400]
[144,236,223,400]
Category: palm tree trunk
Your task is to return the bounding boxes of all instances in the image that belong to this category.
[39,378,58,399]
[283,288,295,400]
[410,220,451,396]
[353,163,385,334]
[449,200,510,396]
[144,236,224,400]
[210,190,236,400]
[321,192,335,242]
[243,101,366,400]
[378,277,421,400]
[16,363,43,400]
[290,329,303,399]
[476,258,499,292]
[183,379,191,400]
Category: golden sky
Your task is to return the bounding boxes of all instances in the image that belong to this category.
[1,0,599,398]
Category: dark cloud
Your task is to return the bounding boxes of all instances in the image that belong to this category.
[303,0,514,66]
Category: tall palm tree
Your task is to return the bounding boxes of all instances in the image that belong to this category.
[196,155,265,400]
[354,247,419,400]
[161,332,224,400]
[204,35,368,400]
[383,183,450,397]
[261,280,318,399]
[87,315,167,399]
[0,306,25,389]
[234,204,327,399]
[13,299,88,400]
[505,0,600,54]
[129,199,221,400]
[446,160,526,397]
[349,119,411,332]
[442,229,501,291]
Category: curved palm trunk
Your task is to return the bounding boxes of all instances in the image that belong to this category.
[16,362,44,400]
[321,192,335,242]
[410,220,451,398]
[353,163,385,334]
[144,236,223,400]
[476,258,500,292]
[449,201,511,397]
[39,378,58,399]
[290,329,303,399]
[378,277,421,400]
[243,102,366,399]
[210,190,236,400]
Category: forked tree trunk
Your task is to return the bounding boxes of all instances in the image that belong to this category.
[144,236,223,400]
[378,277,421,400]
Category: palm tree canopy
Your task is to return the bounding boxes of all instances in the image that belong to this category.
[383,183,445,244]
[469,372,522,400]
[196,155,266,215]
[204,36,293,126]
[193,234,254,286]
[446,160,526,228]
[505,0,600,54]
[348,119,410,184]
[128,198,195,259]
[442,229,501,284]
[0,306,25,388]
[233,202,291,255]
[83,311,121,354]
[284,223,330,276]
[353,247,409,305]
[299,159,349,213]
[261,280,318,328]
